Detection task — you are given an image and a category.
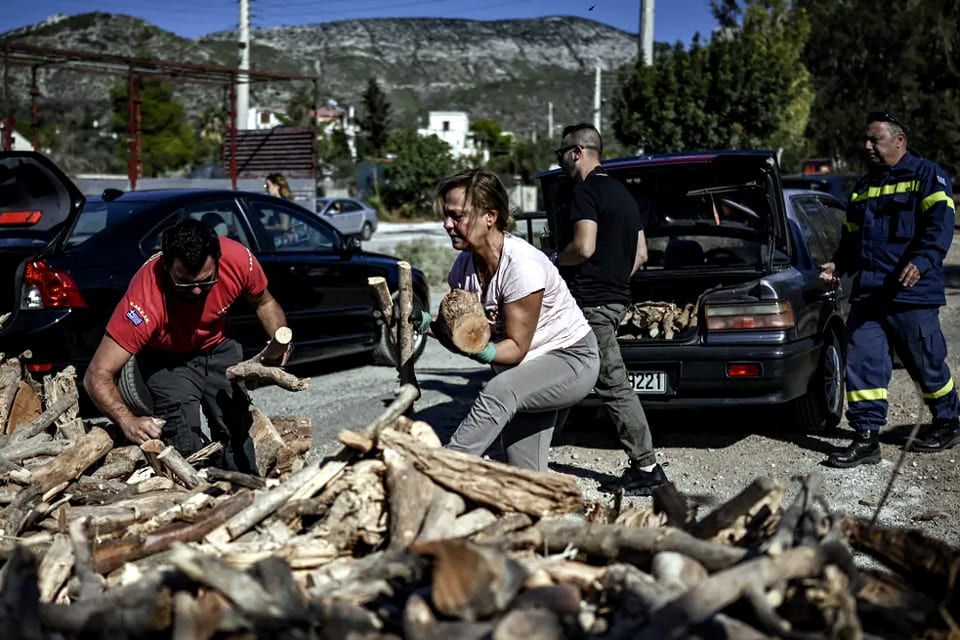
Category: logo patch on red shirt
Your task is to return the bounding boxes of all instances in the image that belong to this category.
[125,308,144,326]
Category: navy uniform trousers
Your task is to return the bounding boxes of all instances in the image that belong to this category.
[845,299,960,431]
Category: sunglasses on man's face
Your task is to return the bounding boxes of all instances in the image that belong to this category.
[170,265,219,291]
[554,144,579,161]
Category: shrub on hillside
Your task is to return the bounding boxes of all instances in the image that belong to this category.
[391,238,459,288]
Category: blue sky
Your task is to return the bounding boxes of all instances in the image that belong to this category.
[1,0,718,44]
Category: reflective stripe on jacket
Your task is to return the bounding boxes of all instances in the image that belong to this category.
[833,151,955,305]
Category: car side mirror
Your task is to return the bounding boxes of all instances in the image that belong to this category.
[345,235,363,252]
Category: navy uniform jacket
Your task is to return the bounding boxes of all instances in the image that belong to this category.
[832,150,956,305]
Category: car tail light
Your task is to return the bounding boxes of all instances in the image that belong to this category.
[728,363,761,377]
[21,261,87,309]
[705,301,794,331]
[0,210,42,225]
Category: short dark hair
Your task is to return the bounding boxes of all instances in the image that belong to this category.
[561,123,603,155]
[866,111,909,135]
[162,219,221,272]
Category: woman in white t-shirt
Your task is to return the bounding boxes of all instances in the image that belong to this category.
[432,167,600,471]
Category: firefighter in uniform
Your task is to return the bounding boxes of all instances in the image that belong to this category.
[821,111,959,468]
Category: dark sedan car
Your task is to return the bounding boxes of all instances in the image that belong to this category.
[0,152,427,376]
[539,151,850,431]
[781,173,858,202]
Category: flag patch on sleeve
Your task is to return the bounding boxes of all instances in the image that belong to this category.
[125,308,144,326]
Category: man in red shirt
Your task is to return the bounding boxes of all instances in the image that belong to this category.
[84,219,289,472]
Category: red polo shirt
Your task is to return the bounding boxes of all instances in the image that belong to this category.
[106,237,268,354]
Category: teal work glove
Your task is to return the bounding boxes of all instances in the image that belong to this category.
[469,341,496,364]
[415,310,432,333]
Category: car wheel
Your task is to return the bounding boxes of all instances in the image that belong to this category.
[789,330,844,432]
[371,292,428,367]
[117,355,155,417]
[361,222,374,241]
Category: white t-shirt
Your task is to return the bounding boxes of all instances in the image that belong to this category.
[447,233,591,367]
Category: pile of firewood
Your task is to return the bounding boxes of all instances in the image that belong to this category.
[618,301,697,340]
[0,359,958,638]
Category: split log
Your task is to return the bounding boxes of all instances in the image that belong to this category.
[517,519,748,572]
[338,429,374,452]
[157,444,203,489]
[92,491,254,574]
[30,427,113,500]
[249,326,293,366]
[184,441,223,465]
[384,448,435,549]
[437,288,491,354]
[0,358,22,434]
[417,487,466,542]
[204,384,418,545]
[140,437,166,477]
[43,366,80,435]
[7,389,79,444]
[687,475,784,545]
[7,380,42,436]
[90,445,143,481]
[377,427,583,516]
[249,407,293,477]
[225,361,309,391]
[413,538,527,621]
[0,433,73,464]
[37,533,74,602]
[57,418,86,441]
[637,544,846,640]
[368,276,393,326]
[169,544,286,621]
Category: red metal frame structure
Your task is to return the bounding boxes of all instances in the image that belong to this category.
[0,42,319,190]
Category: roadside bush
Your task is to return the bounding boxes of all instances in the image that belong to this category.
[390,237,459,288]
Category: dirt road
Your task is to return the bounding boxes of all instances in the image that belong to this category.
[252,230,960,547]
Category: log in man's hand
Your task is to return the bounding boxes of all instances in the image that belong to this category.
[121,416,164,445]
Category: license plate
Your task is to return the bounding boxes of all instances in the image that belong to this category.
[628,371,667,394]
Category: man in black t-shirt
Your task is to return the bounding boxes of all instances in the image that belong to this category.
[554,123,669,496]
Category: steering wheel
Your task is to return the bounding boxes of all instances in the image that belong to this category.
[703,247,744,265]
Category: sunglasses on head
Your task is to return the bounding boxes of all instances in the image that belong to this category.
[867,111,909,132]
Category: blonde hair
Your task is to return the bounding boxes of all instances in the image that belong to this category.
[434,167,515,232]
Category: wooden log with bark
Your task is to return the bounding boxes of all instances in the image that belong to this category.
[30,427,113,500]
[436,289,491,354]
[225,361,309,391]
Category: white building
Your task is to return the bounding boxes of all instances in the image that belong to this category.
[246,106,285,130]
[417,111,478,160]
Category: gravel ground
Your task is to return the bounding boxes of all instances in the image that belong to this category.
[251,230,960,548]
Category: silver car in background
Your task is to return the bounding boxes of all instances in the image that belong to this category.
[315,197,379,241]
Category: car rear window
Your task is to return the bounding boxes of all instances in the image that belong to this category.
[65,201,152,248]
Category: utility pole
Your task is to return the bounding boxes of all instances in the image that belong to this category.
[593,66,601,131]
[236,0,250,130]
[547,101,554,141]
[639,0,654,66]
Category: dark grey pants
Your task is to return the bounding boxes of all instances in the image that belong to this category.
[138,338,256,473]
[447,332,600,471]
[582,303,656,467]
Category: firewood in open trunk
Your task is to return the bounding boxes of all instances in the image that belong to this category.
[437,288,491,354]
[687,476,784,545]
[205,384,418,545]
[413,538,527,621]
[377,428,582,516]
[29,427,113,501]
[384,447,435,549]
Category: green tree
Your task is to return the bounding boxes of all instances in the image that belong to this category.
[317,125,355,181]
[800,0,960,177]
[279,88,316,128]
[382,129,455,218]
[612,0,812,164]
[356,78,392,159]
[111,79,197,176]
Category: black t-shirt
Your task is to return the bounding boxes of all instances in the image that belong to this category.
[559,169,644,307]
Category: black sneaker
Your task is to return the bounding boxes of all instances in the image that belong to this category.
[599,463,668,496]
[911,418,960,452]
